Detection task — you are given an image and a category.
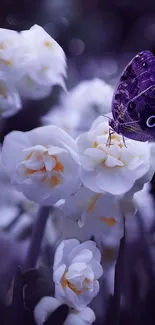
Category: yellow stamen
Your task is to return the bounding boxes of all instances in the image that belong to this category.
[40,165,46,173]
[84,278,89,285]
[44,40,52,48]
[49,175,61,187]
[25,169,36,176]
[0,58,12,66]
[61,273,83,295]
[25,152,32,160]
[99,217,117,226]
[92,141,98,148]
[88,194,101,212]
[52,155,64,173]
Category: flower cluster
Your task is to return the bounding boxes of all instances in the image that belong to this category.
[1,24,155,324]
[2,112,154,318]
[0,24,66,117]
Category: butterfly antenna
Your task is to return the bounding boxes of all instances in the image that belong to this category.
[93,105,112,121]
[102,113,112,121]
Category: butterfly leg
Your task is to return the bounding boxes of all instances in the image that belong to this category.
[106,129,115,147]
[122,135,127,148]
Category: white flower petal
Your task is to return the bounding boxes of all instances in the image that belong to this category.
[64,307,96,325]
[71,249,93,264]
[105,155,124,167]
[34,297,61,325]
[53,264,66,283]
[53,239,79,270]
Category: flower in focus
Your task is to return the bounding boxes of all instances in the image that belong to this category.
[77,116,153,196]
[15,24,67,99]
[0,74,21,117]
[53,239,103,310]
[60,186,123,244]
[2,125,80,205]
[64,307,96,325]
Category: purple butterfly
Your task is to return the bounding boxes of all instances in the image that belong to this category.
[109,51,155,141]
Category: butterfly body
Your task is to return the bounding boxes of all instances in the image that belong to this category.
[110,51,155,142]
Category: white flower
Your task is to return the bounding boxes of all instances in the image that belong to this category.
[0,74,21,117]
[15,24,67,99]
[2,125,80,205]
[64,307,96,325]
[42,105,81,138]
[34,296,61,325]
[0,28,22,76]
[53,239,103,310]
[60,186,123,244]
[62,78,112,117]
[42,79,113,136]
[77,116,153,196]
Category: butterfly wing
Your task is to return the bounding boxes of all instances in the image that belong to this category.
[112,51,155,122]
[119,84,155,141]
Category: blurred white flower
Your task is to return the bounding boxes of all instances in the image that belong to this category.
[2,125,80,205]
[0,146,27,207]
[15,24,67,99]
[53,239,103,310]
[0,28,22,76]
[60,186,123,244]
[64,307,96,325]
[34,296,61,325]
[0,205,19,229]
[77,116,153,196]
[0,74,21,117]
[62,78,112,117]
[42,104,80,138]
[42,78,113,136]
[134,183,155,232]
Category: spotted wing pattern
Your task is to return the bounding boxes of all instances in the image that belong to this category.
[112,51,155,122]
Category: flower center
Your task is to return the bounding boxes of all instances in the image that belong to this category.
[91,131,126,168]
[0,58,12,66]
[23,149,64,187]
[52,155,64,172]
[61,272,90,295]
